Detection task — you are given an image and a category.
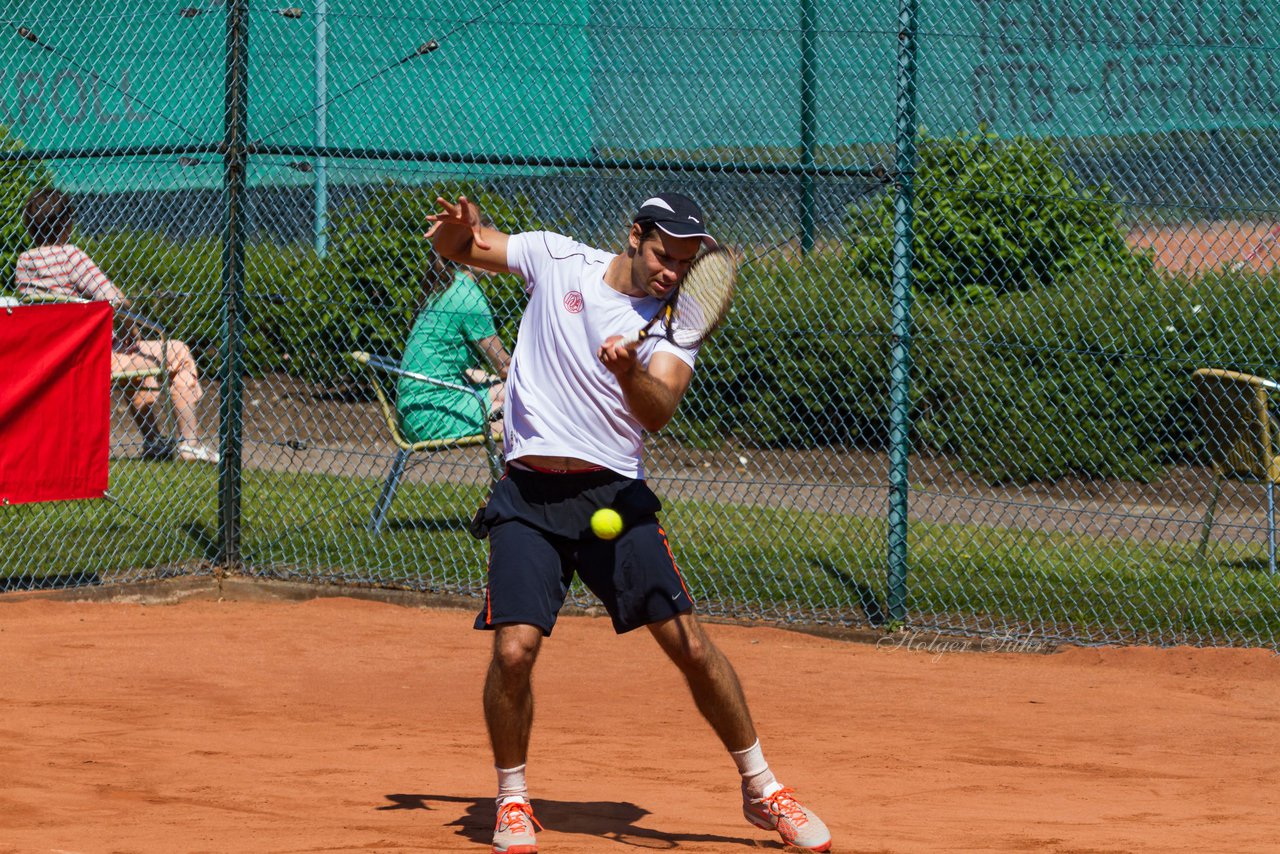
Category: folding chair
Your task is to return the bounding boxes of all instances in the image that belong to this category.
[15,288,169,384]
[1192,368,1280,574]
[348,351,503,535]
[15,288,178,457]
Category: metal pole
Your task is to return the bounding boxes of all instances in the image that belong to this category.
[799,0,817,253]
[314,0,328,258]
[1268,482,1276,575]
[886,0,919,624]
[218,0,251,570]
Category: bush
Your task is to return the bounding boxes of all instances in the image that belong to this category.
[83,230,302,377]
[48,159,1279,487]
[911,273,1180,482]
[912,264,1280,483]
[677,240,1280,484]
[672,250,892,449]
[0,126,53,279]
[81,183,540,388]
[276,182,538,389]
[851,131,1151,301]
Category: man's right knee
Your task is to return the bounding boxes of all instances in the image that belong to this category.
[491,624,542,675]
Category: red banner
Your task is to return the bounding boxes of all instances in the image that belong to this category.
[0,302,112,504]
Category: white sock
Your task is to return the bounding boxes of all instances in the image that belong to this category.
[496,764,528,805]
[730,740,781,798]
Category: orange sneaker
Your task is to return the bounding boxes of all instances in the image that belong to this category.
[742,785,832,852]
[492,798,541,854]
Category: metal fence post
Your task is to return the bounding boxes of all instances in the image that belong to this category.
[799,0,818,253]
[886,0,919,625]
[218,0,250,571]
[314,0,329,259]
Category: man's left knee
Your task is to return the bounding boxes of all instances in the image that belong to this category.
[657,619,717,671]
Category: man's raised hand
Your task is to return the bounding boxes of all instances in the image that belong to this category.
[424,195,491,250]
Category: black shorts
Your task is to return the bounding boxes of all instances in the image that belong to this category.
[472,465,694,635]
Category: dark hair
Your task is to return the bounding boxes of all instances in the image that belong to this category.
[417,253,476,312]
[23,188,76,246]
[421,253,455,294]
[634,220,661,242]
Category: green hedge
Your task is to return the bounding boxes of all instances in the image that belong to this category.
[59,165,1280,486]
[0,127,53,280]
[681,128,1221,485]
[83,183,538,387]
[82,230,298,376]
[675,256,1280,484]
[673,249,892,449]
[85,220,1280,485]
[273,182,537,389]
[851,131,1147,303]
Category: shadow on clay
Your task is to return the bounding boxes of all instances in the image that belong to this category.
[378,793,783,849]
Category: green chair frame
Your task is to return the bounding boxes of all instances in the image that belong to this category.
[1192,368,1280,575]
[348,351,502,535]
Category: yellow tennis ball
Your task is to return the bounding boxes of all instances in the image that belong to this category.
[590,507,624,540]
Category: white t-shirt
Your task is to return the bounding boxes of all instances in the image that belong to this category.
[504,231,698,478]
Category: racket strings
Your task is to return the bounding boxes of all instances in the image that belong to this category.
[668,250,737,348]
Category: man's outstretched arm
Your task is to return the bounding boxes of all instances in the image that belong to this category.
[426,196,512,274]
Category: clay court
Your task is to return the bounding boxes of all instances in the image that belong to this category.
[1,581,1277,854]
[1128,220,1280,274]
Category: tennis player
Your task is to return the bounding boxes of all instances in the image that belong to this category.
[427,192,832,854]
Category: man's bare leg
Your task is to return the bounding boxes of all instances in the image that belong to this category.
[485,623,544,853]
[648,611,832,852]
[484,623,543,767]
[648,611,757,750]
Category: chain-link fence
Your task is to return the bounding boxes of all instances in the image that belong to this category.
[3,0,1279,647]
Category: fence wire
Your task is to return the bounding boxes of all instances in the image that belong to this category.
[2,0,1280,647]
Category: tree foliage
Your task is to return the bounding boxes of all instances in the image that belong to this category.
[852,132,1150,302]
[0,126,54,280]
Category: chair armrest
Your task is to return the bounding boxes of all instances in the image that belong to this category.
[18,290,167,337]
[17,288,86,305]
[116,306,168,337]
[349,351,475,395]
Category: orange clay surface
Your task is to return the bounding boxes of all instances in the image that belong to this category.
[1,594,1278,854]
[1127,220,1280,274]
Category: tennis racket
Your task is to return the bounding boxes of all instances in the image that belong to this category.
[617,247,738,350]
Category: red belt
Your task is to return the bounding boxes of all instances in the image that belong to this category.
[509,459,607,475]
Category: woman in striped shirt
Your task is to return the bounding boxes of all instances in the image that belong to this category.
[15,188,218,464]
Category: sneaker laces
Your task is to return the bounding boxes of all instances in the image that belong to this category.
[496,800,543,834]
[760,787,810,827]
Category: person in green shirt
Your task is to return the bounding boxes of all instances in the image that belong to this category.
[397,258,511,442]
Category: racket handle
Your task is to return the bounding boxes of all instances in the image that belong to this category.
[616,329,643,347]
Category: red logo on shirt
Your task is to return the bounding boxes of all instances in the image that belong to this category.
[563,291,584,314]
